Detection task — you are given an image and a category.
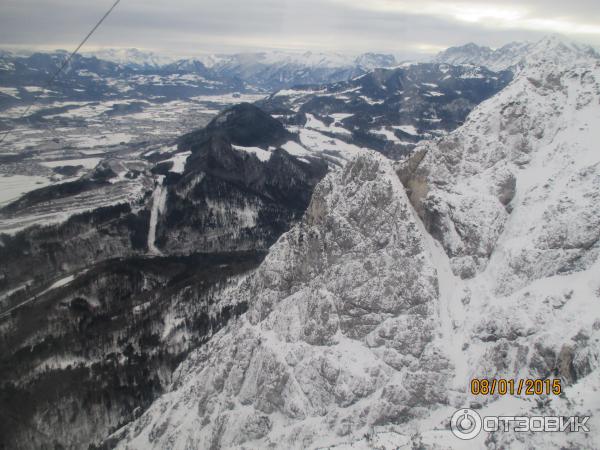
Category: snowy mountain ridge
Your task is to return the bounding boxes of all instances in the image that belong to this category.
[107,37,600,449]
[434,35,600,72]
[1,48,398,93]
[82,48,396,71]
[83,48,177,68]
[178,51,398,91]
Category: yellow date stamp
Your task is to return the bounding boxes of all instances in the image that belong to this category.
[470,378,562,396]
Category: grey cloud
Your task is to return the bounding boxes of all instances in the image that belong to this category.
[0,0,598,56]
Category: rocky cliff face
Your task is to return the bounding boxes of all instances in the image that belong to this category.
[108,152,451,449]
[396,37,600,448]
[402,38,600,287]
[109,37,600,449]
[154,104,328,255]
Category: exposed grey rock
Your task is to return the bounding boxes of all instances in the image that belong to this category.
[109,152,449,449]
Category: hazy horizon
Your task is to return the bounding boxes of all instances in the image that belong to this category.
[0,35,598,64]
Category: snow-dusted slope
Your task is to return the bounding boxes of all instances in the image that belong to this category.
[259,63,512,159]
[109,36,600,449]
[406,36,600,289]
[398,36,600,448]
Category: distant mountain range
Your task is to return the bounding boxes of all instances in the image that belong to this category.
[3,36,597,99]
[0,48,399,98]
[188,51,398,91]
[84,48,397,72]
[83,48,177,69]
[0,52,403,117]
[259,63,512,159]
[433,35,600,71]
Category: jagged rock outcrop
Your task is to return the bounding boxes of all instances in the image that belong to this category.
[400,37,600,287]
[395,37,600,449]
[108,152,451,449]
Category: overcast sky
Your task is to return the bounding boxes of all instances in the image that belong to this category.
[1,0,599,57]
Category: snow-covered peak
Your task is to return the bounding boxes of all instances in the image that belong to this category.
[176,51,349,71]
[269,50,355,68]
[187,53,228,69]
[433,42,494,66]
[435,35,600,72]
[353,52,397,70]
[83,48,176,68]
[523,34,600,69]
[171,50,397,72]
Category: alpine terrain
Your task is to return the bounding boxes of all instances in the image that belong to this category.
[1,33,599,450]
[105,36,600,449]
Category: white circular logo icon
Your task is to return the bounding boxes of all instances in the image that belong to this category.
[451,408,482,440]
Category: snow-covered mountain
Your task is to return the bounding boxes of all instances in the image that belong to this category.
[0,51,247,110]
[83,48,177,69]
[0,49,398,108]
[2,34,600,449]
[107,35,600,449]
[107,149,445,449]
[354,52,397,71]
[155,103,329,255]
[173,51,398,91]
[259,63,512,159]
[182,50,395,71]
[434,35,600,72]
[0,102,329,449]
[433,41,528,72]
